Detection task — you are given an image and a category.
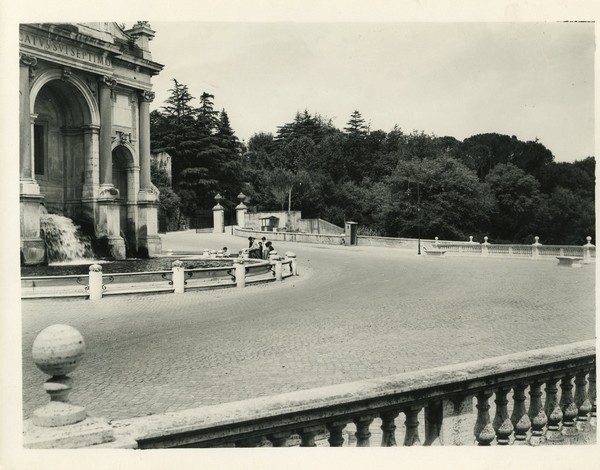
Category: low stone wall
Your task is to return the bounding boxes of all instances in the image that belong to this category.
[297,218,345,235]
[235,227,344,245]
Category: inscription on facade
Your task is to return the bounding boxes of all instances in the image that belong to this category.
[20,33,111,67]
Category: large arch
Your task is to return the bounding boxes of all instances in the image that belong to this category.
[29,69,100,125]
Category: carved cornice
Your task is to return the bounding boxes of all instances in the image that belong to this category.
[139,90,155,103]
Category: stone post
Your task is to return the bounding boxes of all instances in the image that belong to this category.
[272,255,283,281]
[481,236,490,257]
[468,236,475,244]
[434,396,476,445]
[582,236,594,265]
[172,260,185,294]
[434,237,439,246]
[88,264,103,301]
[286,251,298,276]
[532,236,541,260]
[213,193,225,233]
[234,258,246,288]
[24,325,114,448]
[236,192,248,227]
[203,248,210,258]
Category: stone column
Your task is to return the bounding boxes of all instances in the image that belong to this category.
[138,91,154,191]
[135,90,162,257]
[582,236,594,265]
[96,76,125,259]
[19,53,45,265]
[99,76,116,187]
[20,54,36,184]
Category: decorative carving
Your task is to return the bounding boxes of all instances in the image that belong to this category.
[20,53,38,78]
[86,78,98,96]
[116,131,132,145]
[89,264,103,272]
[139,90,155,103]
[61,66,72,81]
[102,75,117,89]
[99,186,119,198]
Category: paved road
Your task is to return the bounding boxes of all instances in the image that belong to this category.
[21,231,595,421]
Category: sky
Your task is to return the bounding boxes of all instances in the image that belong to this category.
[146,21,595,162]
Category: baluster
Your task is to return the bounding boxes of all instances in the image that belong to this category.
[560,374,578,441]
[474,391,495,446]
[299,425,325,447]
[574,370,593,440]
[353,415,376,447]
[267,431,292,447]
[527,381,547,446]
[589,368,597,429]
[380,410,400,447]
[404,406,423,446]
[326,421,348,447]
[510,384,531,445]
[492,387,513,445]
[543,377,563,444]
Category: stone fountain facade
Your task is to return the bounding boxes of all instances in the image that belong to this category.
[19,22,163,264]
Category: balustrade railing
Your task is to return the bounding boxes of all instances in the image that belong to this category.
[436,238,595,261]
[94,341,595,449]
[21,255,297,300]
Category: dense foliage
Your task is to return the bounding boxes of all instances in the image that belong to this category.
[151,80,595,244]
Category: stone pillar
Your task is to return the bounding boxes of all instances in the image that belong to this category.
[532,236,542,260]
[82,125,100,200]
[285,251,298,276]
[582,236,594,265]
[19,53,45,265]
[88,264,103,301]
[138,91,154,191]
[236,192,248,227]
[234,258,246,288]
[481,236,490,257]
[437,396,476,445]
[213,193,225,233]
[136,90,162,257]
[172,260,185,294]
[98,76,116,187]
[96,76,126,259]
[19,53,36,184]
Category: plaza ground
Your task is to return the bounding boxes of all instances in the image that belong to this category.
[21,231,595,421]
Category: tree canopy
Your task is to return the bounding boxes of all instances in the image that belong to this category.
[150,80,594,244]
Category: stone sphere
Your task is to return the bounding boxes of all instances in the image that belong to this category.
[32,324,85,376]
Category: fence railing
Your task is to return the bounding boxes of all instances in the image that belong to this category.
[88,340,596,449]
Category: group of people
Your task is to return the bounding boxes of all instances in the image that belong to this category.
[248,236,275,260]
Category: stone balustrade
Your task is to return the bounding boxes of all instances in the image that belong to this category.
[21,255,297,300]
[30,340,593,449]
[436,236,595,261]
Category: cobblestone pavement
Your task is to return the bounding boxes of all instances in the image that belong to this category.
[21,231,595,421]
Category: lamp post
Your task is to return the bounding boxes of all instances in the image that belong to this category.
[417,180,421,255]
